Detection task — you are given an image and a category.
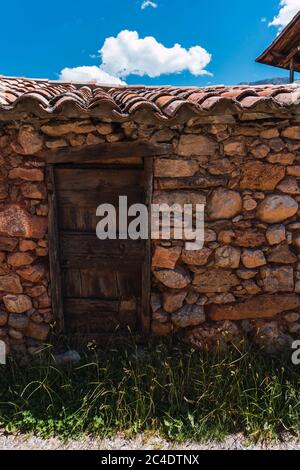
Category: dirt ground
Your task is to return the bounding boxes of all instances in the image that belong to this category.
[0,431,299,450]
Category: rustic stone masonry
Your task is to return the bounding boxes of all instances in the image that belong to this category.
[1,114,300,354]
[149,119,300,352]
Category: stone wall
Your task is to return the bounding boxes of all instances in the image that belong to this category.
[1,115,300,353]
[150,119,300,353]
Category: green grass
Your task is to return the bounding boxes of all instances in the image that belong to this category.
[0,338,300,442]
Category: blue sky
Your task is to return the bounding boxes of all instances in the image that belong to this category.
[1,0,299,86]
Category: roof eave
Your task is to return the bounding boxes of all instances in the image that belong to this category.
[256,10,300,69]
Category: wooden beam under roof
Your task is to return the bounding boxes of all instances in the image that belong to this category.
[38,141,172,164]
[256,10,300,74]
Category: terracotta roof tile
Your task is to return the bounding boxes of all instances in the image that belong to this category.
[1,76,300,121]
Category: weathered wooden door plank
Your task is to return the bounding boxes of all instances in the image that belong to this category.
[140,157,153,335]
[46,165,64,332]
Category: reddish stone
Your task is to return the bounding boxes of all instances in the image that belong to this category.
[8,252,35,267]
[267,243,297,264]
[266,225,286,245]
[37,292,51,308]
[260,128,279,139]
[68,134,86,146]
[193,269,239,293]
[163,289,187,313]
[243,198,257,211]
[293,233,300,251]
[218,230,235,244]
[282,126,300,140]
[25,285,46,298]
[207,188,242,220]
[0,205,47,239]
[241,249,266,268]
[185,290,200,305]
[177,134,218,156]
[86,133,105,146]
[152,246,181,269]
[242,280,261,295]
[30,311,43,324]
[183,321,242,351]
[269,138,285,152]
[256,195,298,223]
[209,294,300,321]
[0,274,23,294]
[287,165,300,176]
[153,267,191,289]
[16,126,44,155]
[277,177,300,195]
[41,121,95,136]
[0,310,8,326]
[106,133,123,143]
[25,321,50,341]
[223,138,246,156]
[0,237,18,252]
[236,268,258,280]
[39,309,53,323]
[152,190,206,207]
[3,294,32,313]
[35,247,48,256]
[0,182,8,200]
[250,144,270,159]
[0,263,10,275]
[21,183,46,199]
[19,240,37,252]
[155,158,199,178]
[8,168,44,182]
[150,129,174,143]
[156,175,226,190]
[151,321,173,336]
[96,123,114,135]
[239,162,285,190]
[45,139,68,149]
[181,247,212,266]
[17,264,45,283]
[267,153,295,165]
[208,293,235,304]
[261,266,294,292]
[208,158,235,175]
[215,246,241,269]
[232,230,266,248]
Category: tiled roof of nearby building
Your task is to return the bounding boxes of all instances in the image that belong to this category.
[256,11,300,72]
[1,76,300,121]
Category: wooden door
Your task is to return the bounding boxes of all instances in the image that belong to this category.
[53,164,146,340]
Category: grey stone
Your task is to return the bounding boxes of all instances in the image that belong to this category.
[54,350,81,365]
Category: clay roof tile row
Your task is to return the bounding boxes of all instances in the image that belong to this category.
[1,76,300,121]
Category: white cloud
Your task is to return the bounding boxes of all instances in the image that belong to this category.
[100,30,211,78]
[59,30,212,84]
[59,66,126,85]
[269,0,300,30]
[141,1,158,9]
